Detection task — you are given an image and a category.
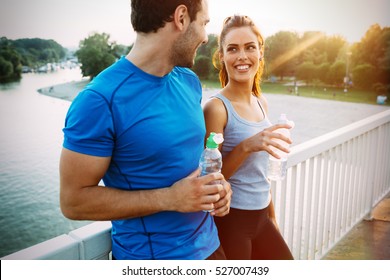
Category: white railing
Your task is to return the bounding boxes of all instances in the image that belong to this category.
[2,221,112,260]
[271,109,390,259]
[3,110,390,260]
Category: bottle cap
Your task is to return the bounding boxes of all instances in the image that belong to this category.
[278,113,288,124]
[206,132,224,148]
[278,113,295,128]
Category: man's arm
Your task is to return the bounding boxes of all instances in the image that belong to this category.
[59,148,225,220]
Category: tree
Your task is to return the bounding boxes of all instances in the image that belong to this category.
[351,24,390,88]
[12,38,66,67]
[193,34,219,80]
[328,60,346,86]
[352,64,376,89]
[317,62,331,84]
[0,56,13,81]
[0,37,22,83]
[325,36,347,64]
[264,31,299,80]
[76,33,117,79]
[295,61,317,84]
[193,55,210,79]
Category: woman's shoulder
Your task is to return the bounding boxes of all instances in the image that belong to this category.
[203,94,228,131]
[203,94,226,114]
[258,93,269,114]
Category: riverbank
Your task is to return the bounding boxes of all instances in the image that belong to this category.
[38,79,89,101]
[38,80,390,146]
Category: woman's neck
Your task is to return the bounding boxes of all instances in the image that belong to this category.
[222,81,253,103]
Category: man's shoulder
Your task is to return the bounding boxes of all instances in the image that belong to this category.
[172,67,201,91]
[173,66,199,79]
[83,59,135,98]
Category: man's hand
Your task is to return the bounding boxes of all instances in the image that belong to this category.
[211,178,232,217]
[168,169,228,213]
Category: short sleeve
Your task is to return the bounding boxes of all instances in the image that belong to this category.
[62,90,115,157]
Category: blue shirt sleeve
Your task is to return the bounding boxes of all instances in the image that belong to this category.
[63,89,115,157]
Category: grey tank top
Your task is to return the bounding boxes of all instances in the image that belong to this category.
[215,93,272,210]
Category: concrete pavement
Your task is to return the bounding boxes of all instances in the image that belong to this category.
[322,193,390,260]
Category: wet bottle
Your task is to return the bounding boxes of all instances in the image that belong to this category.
[199,132,224,180]
[267,114,292,181]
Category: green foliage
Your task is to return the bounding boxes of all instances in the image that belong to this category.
[76,33,120,79]
[0,37,22,83]
[0,37,68,83]
[264,30,349,86]
[317,63,331,84]
[193,55,211,79]
[12,38,66,67]
[264,31,299,79]
[192,34,219,80]
[0,56,13,80]
[295,62,317,84]
[350,24,390,88]
[328,60,346,86]
[352,64,376,89]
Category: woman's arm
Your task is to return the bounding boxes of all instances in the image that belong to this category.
[203,98,250,179]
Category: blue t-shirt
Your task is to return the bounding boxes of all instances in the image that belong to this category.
[63,57,219,259]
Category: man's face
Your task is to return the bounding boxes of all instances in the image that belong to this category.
[171,0,210,68]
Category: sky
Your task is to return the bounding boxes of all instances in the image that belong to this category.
[1,0,389,48]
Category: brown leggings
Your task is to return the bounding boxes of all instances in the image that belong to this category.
[214,206,294,260]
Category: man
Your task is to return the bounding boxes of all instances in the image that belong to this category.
[59,0,231,260]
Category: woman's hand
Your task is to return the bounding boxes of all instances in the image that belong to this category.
[242,123,292,159]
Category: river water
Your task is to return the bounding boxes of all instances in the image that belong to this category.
[0,68,90,257]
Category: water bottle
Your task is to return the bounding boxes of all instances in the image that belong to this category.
[199,132,224,212]
[199,132,224,178]
[267,114,293,181]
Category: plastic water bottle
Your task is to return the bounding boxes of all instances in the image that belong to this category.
[199,132,224,212]
[267,114,293,181]
[199,132,224,178]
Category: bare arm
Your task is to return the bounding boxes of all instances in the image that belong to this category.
[59,148,225,221]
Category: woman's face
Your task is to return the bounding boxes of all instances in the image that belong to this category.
[221,26,261,85]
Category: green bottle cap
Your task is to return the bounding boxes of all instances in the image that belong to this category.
[206,132,224,148]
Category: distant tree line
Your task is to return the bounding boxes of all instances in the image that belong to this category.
[191,24,389,94]
[2,23,389,96]
[264,24,389,93]
[0,37,66,83]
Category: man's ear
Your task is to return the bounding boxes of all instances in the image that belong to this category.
[173,5,188,31]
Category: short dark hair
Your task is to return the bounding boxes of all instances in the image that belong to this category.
[131,0,203,33]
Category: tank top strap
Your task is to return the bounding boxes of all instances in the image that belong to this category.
[214,93,234,118]
[256,98,267,119]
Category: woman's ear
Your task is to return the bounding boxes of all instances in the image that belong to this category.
[173,5,188,31]
[219,53,224,64]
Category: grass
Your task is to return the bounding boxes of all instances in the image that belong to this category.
[200,79,389,106]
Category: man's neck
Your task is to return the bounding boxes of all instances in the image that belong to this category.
[126,31,175,77]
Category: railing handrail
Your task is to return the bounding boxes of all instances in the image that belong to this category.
[2,221,112,260]
[288,109,390,167]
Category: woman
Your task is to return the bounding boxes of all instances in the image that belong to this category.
[203,15,293,260]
